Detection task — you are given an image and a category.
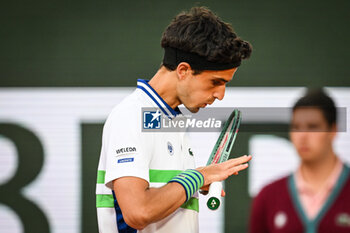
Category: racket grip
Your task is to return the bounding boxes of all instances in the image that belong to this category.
[206,181,222,210]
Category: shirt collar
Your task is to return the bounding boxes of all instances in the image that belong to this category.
[137,79,181,118]
[295,157,343,194]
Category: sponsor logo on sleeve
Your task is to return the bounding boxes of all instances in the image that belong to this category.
[115,147,137,156]
[118,158,134,163]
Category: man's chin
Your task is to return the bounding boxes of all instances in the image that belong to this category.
[299,153,318,163]
[186,107,200,113]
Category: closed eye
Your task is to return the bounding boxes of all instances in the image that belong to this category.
[212,80,222,86]
[211,78,227,86]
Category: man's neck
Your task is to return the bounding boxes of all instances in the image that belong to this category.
[300,151,338,192]
[148,68,180,109]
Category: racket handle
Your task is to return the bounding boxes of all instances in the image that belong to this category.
[206,181,222,210]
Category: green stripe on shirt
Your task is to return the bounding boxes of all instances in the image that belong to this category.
[96,169,200,211]
[97,170,106,184]
[181,197,199,212]
[96,194,114,208]
[149,169,182,183]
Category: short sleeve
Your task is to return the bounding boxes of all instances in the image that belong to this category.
[102,104,153,189]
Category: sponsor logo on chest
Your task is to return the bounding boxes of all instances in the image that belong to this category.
[116,147,137,155]
[336,213,350,227]
[167,141,174,155]
[274,211,287,229]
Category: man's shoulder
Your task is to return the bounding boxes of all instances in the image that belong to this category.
[104,90,147,129]
[113,89,145,111]
[109,89,149,117]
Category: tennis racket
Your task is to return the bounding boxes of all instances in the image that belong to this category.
[205,109,242,210]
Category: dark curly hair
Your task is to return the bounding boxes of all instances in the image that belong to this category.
[161,7,252,72]
[293,88,337,127]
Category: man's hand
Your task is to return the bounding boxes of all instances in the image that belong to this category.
[196,155,252,186]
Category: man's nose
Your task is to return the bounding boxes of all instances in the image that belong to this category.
[213,85,225,101]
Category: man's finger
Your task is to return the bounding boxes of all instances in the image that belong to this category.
[224,155,252,168]
[221,189,226,197]
[229,163,249,175]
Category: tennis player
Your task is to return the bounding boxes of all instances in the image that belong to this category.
[249,89,350,233]
[96,7,252,233]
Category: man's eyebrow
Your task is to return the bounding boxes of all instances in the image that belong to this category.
[213,77,229,83]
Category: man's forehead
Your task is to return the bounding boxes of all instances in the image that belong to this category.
[292,108,326,122]
[294,107,323,114]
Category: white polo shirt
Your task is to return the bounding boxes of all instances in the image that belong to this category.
[96,79,199,233]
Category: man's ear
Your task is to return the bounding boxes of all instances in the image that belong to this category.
[330,123,337,141]
[176,62,192,80]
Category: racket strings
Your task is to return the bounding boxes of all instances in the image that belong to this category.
[207,109,242,165]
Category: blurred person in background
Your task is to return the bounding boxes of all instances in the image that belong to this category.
[249,89,350,233]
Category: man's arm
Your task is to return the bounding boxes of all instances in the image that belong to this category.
[114,155,252,230]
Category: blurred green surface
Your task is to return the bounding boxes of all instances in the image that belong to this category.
[1,0,349,87]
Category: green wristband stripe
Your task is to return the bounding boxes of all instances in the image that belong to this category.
[97,170,106,184]
[184,173,199,190]
[174,177,192,201]
[168,169,204,202]
[183,175,196,196]
[169,178,189,201]
[184,170,203,192]
[188,170,204,187]
[96,194,114,208]
[186,172,200,186]
[170,177,191,200]
[189,169,204,186]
